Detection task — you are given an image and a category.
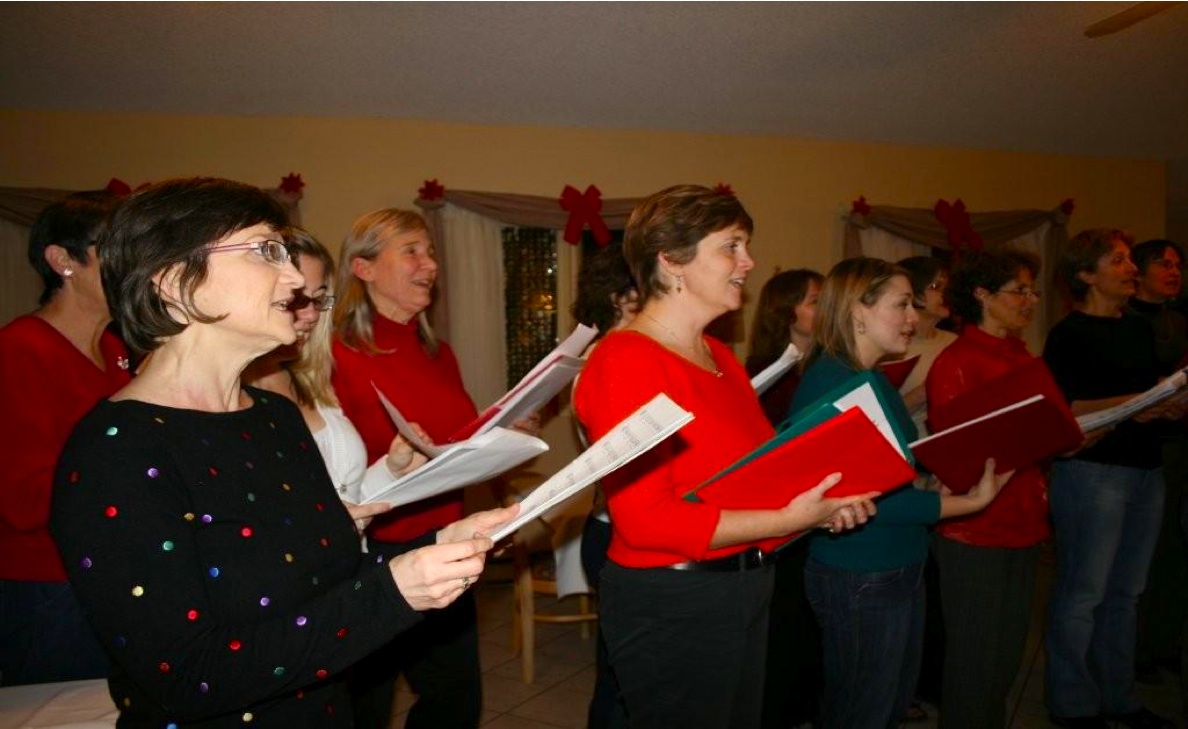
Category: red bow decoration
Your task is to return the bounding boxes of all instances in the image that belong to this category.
[1060,198,1075,216]
[933,198,983,254]
[279,173,305,194]
[713,183,735,197]
[105,178,149,195]
[559,185,612,246]
[851,196,871,216]
[418,179,445,201]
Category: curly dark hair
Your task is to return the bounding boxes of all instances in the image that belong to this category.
[948,249,1040,325]
[571,242,637,335]
[896,256,947,309]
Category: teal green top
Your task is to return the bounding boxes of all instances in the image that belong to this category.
[789,353,940,572]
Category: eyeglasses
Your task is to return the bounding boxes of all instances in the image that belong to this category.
[286,292,336,312]
[997,288,1042,300]
[209,239,294,266]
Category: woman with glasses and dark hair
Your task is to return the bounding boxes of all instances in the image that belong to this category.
[0,190,128,686]
[924,249,1051,729]
[1043,229,1181,729]
[49,178,514,728]
[895,256,957,436]
[245,228,425,507]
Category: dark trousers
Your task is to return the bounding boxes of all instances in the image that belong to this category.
[1137,436,1188,672]
[0,579,110,686]
[580,516,627,729]
[933,537,1038,729]
[599,561,774,729]
[761,540,821,729]
[349,590,481,729]
[805,558,926,729]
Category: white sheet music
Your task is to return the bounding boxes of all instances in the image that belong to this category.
[490,393,694,542]
[1076,368,1188,432]
[750,343,802,396]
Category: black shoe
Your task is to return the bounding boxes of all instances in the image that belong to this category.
[1106,708,1176,729]
[1049,716,1109,729]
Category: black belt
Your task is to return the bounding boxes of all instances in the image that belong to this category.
[665,547,771,572]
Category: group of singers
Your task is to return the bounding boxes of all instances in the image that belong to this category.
[0,180,1184,729]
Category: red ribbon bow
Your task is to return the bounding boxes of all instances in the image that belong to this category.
[933,198,983,253]
[418,179,445,201]
[105,178,149,195]
[559,185,611,246]
[279,173,305,194]
[1060,198,1075,217]
[713,183,735,197]
[851,195,871,216]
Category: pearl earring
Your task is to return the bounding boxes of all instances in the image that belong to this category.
[63,268,74,278]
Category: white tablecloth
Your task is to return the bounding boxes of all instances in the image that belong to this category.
[0,679,116,728]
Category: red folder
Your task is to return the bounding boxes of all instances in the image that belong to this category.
[880,354,921,390]
[691,408,918,552]
[913,357,1083,493]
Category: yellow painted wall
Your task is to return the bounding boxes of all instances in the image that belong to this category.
[0,108,1167,488]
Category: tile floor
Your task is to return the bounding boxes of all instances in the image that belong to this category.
[387,552,1185,729]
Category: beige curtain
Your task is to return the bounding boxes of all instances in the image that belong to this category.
[845,202,1072,345]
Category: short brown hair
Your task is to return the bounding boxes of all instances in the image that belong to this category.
[1057,228,1135,303]
[949,249,1040,325]
[623,185,753,303]
[101,177,289,355]
[809,257,909,370]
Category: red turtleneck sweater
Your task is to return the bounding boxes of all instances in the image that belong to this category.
[332,315,477,543]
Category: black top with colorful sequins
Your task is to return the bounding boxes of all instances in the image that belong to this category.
[51,388,423,727]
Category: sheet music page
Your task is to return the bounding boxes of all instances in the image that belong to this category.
[832,382,907,458]
[909,394,1046,446]
[750,343,802,396]
[374,385,447,457]
[360,426,548,506]
[490,393,694,541]
[1076,368,1188,432]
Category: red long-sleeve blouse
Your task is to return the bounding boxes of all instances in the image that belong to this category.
[573,330,774,568]
[926,325,1050,548]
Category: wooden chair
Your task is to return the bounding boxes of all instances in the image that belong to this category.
[507,497,598,684]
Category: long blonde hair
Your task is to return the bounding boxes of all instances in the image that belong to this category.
[334,208,440,357]
[809,257,908,371]
[285,229,338,408]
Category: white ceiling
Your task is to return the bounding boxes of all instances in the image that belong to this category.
[2,2,1186,160]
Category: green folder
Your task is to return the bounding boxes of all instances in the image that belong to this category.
[684,370,914,503]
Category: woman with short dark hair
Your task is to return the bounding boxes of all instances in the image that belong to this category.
[0,190,128,686]
[50,177,513,727]
[925,249,1049,729]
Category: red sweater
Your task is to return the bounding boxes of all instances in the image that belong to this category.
[925,325,1050,548]
[332,315,477,542]
[0,315,131,581]
[573,331,774,568]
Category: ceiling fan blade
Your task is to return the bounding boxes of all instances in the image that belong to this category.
[1084,1,1180,37]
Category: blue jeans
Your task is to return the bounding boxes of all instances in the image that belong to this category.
[0,579,110,686]
[804,558,925,729]
[1045,460,1164,718]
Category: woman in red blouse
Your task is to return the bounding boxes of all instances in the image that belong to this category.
[925,249,1049,729]
[0,191,128,686]
[574,185,876,729]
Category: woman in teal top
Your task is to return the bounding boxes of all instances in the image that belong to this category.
[790,257,1010,729]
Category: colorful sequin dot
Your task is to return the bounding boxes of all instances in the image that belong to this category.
[259,596,270,607]
[198,682,210,694]
[273,666,285,677]
[201,514,213,524]
[104,505,118,518]
[228,639,242,651]
[245,461,255,470]
[284,553,294,563]
[208,466,219,476]
[240,527,253,538]
[295,616,308,627]
[167,723,178,729]
[68,470,80,484]
[162,540,175,552]
[147,467,160,478]
[281,483,291,491]
[335,627,348,639]
[158,662,171,674]
[319,537,329,547]
[242,712,253,723]
[247,492,256,502]
[131,585,145,597]
[315,503,325,512]
[315,669,328,680]
[187,609,200,621]
[105,426,119,436]
[184,512,195,522]
[80,557,93,569]
[209,567,220,578]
